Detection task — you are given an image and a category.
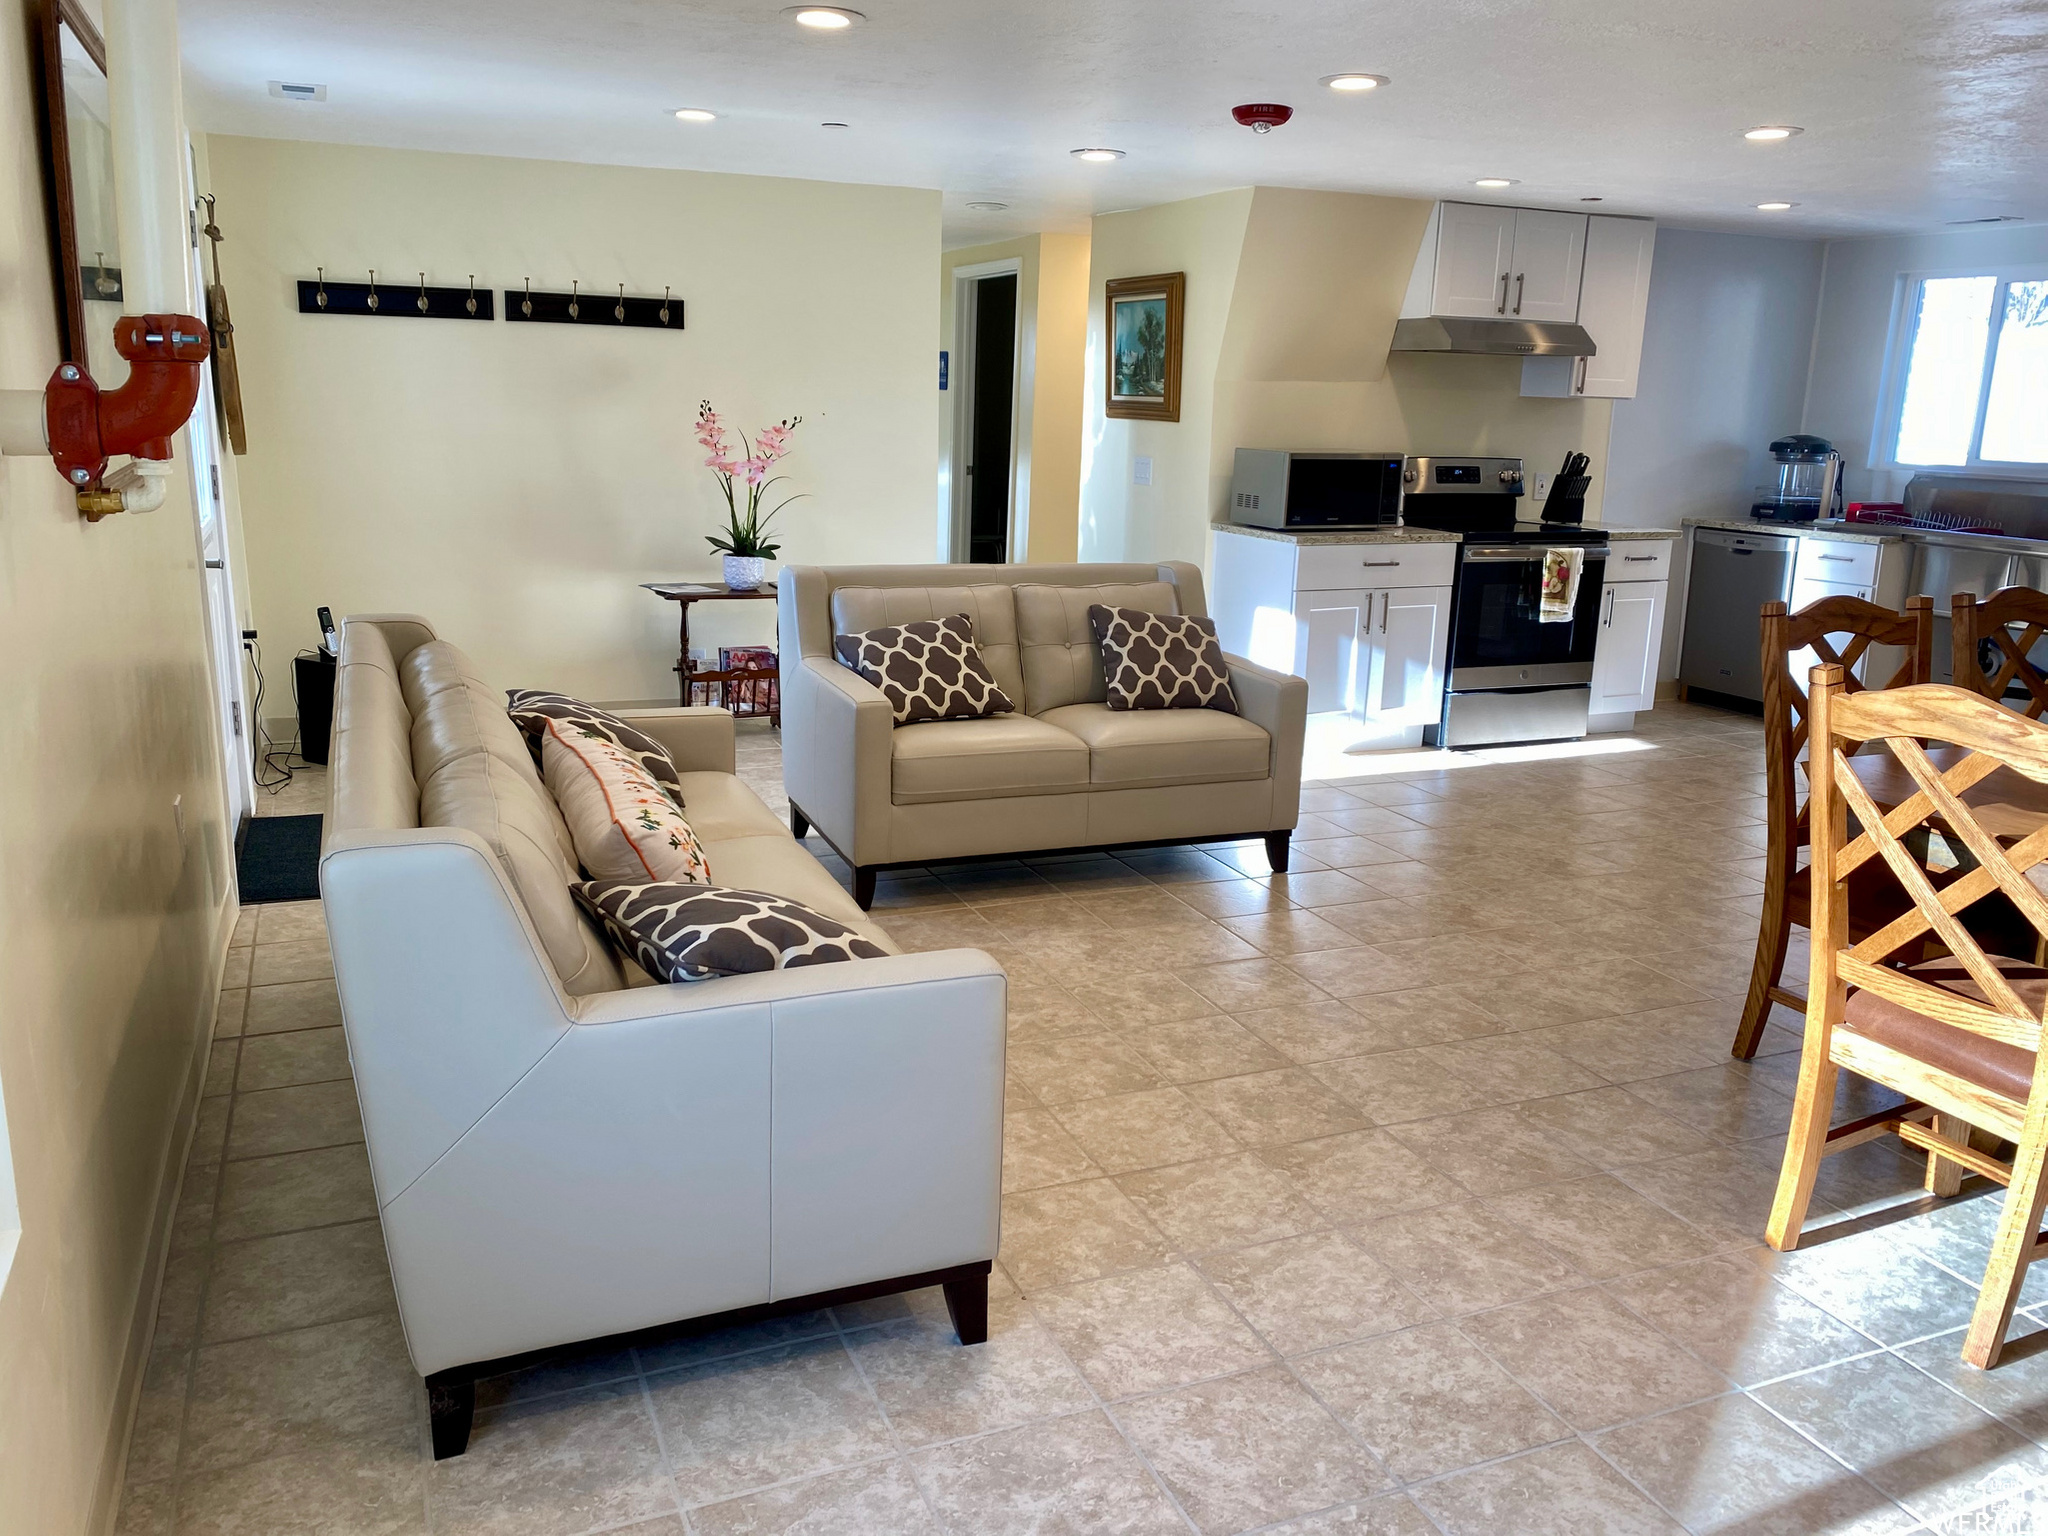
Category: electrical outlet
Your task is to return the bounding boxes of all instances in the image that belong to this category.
[1133,456,1153,487]
[1532,471,1553,502]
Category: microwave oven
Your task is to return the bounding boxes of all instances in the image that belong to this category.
[1228,450,1406,530]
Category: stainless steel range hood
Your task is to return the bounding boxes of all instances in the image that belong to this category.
[1389,317,1598,357]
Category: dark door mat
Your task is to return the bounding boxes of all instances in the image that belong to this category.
[238,814,323,904]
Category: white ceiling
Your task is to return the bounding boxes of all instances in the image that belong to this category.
[180,0,2048,246]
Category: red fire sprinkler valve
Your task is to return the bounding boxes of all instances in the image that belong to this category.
[45,313,211,488]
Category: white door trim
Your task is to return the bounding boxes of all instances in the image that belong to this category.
[949,257,1028,562]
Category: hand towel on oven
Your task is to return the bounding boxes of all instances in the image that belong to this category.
[1539,548,1584,622]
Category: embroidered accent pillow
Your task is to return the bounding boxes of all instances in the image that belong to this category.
[573,882,888,982]
[542,722,712,885]
[833,613,1016,725]
[506,690,684,801]
[1087,605,1239,713]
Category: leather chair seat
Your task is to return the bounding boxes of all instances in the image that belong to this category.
[890,714,1090,805]
[1842,956,2045,1102]
[1036,703,1271,791]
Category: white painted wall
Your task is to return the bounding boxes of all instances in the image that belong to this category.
[0,2,236,1528]
[1805,222,2048,501]
[203,136,942,705]
[1606,227,1826,679]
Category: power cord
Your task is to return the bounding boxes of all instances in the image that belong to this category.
[242,634,308,792]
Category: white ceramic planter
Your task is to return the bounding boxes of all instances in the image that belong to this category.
[723,554,766,591]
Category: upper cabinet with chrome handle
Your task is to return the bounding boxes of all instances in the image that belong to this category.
[1522,215,1657,401]
[1402,203,1589,323]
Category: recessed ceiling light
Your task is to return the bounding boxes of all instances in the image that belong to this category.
[1321,73,1389,92]
[1744,125,1803,141]
[673,108,716,123]
[1473,178,1518,188]
[784,5,863,27]
[966,201,1009,211]
[1756,201,1797,211]
[1071,148,1125,162]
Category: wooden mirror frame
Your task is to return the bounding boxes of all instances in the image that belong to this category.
[33,0,112,367]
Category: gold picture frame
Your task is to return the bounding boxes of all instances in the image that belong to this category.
[1105,271,1184,422]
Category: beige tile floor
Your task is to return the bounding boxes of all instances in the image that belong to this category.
[124,706,2048,1534]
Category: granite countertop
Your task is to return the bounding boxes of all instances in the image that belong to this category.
[1604,527,1680,542]
[1213,524,1460,546]
[1682,517,1905,547]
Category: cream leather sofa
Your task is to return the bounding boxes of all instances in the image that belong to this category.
[319,615,1005,1458]
[778,562,1309,905]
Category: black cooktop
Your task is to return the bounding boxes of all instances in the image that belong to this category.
[1401,515,1609,547]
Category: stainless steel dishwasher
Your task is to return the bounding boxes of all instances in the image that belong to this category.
[1679,527,1797,703]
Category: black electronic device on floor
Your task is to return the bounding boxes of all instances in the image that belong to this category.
[295,626,338,765]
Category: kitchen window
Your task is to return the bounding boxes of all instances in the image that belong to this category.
[1887,269,2048,472]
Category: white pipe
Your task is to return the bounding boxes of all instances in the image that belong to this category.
[0,391,47,456]
[103,0,193,334]
[104,457,171,514]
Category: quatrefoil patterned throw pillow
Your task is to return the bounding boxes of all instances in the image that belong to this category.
[1088,604,1239,713]
[573,882,888,982]
[833,612,1016,725]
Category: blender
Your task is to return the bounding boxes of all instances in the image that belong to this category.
[1751,434,1845,523]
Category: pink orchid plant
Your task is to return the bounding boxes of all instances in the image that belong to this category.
[697,400,805,560]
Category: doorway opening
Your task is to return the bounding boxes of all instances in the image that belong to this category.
[950,263,1023,563]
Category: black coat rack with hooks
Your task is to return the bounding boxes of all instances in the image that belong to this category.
[296,268,495,320]
[503,280,684,331]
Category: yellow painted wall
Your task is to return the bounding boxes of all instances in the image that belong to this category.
[1079,186,1617,576]
[0,3,236,1528]
[937,231,1089,563]
[203,137,942,702]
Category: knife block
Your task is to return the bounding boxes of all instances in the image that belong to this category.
[1540,474,1591,525]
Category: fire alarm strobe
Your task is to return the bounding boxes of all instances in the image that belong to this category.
[1232,103,1294,133]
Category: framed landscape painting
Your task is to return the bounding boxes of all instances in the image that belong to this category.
[1105,271,1184,421]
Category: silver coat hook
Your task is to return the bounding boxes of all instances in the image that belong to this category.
[521,278,532,318]
[416,271,430,314]
[568,280,580,320]
[614,283,626,323]
[316,266,328,309]
[660,286,671,326]
[465,274,477,316]
[366,268,379,311]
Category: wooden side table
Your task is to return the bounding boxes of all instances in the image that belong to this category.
[642,582,780,725]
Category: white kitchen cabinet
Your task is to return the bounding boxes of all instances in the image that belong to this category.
[1295,589,1373,713]
[1426,203,1517,318]
[1212,528,1457,748]
[1402,203,1587,322]
[1364,585,1454,728]
[1590,580,1666,717]
[1522,215,1657,400]
[1506,209,1589,322]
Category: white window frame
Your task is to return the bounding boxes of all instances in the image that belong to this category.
[1876,263,2048,480]
[0,1084,18,1296]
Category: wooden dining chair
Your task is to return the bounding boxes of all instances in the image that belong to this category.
[1768,665,2048,1368]
[1734,595,1936,1059]
[1953,588,2048,719]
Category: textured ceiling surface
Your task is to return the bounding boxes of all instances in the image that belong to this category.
[181,0,2048,243]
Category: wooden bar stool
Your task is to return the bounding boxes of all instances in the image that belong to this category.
[1768,665,2048,1368]
[1733,595,1934,1059]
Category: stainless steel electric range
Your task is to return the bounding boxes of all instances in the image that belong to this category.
[1400,456,1610,749]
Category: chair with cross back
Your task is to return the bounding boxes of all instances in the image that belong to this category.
[1953,588,2048,720]
[1767,664,2048,1368]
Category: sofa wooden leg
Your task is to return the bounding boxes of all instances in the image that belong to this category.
[942,1273,988,1345]
[790,804,810,840]
[1264,830,1291,873]
[853,866,877,910]
[426,1373,475,1460]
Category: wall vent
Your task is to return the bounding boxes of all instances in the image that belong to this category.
[267,81,328,102]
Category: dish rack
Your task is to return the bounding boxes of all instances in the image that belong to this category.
[1845,503,2003,536]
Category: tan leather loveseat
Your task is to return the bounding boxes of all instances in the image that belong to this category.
[777,563,1308,906]
[320,615,1005,1459]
